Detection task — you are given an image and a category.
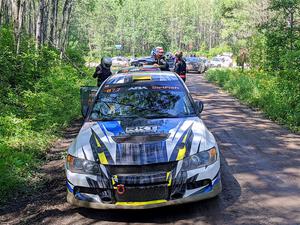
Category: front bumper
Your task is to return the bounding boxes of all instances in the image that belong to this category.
[66,178,221,209]
[66,159,221,209]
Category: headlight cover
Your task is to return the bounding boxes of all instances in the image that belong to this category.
[66,155,101,175]
[182,147,218,171]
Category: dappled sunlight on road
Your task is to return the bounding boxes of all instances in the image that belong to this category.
[1,73,300,225]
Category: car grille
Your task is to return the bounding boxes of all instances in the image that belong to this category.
[115,184,169,202]
[106,161,177,174]
[116,172,167,186]
[106,162,176,202]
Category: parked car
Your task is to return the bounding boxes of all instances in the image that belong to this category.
[199,57,209,72]
[66,71,222,209]
[185,57,205,73]
[219,56,233,68]
[130,57,155,67]
[209,57,223,68]
[111,56,129,68]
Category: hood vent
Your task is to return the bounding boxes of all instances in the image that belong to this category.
[112,133,170,143]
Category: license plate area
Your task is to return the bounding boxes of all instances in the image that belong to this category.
[115,184,169,202]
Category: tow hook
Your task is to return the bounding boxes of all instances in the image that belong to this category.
[116,184,125,195]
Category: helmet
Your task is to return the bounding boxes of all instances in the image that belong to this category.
[101,57,112,69]
[175,51,183,59]
[151,47,164,58]
[165,52,172,59]
[151,48,158,58]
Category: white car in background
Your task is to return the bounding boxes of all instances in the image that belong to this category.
[209,57,223,68]
[112,56,129,67]
[209,56,233,68]
[199,57,209,71]
[219,56,233,68]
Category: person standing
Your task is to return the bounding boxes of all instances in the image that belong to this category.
[93,57,112,87]
[174,51,187,82]
[151,47,170,71]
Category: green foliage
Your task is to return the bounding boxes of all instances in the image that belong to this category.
[206,69,300,132]
[0,27,93,204]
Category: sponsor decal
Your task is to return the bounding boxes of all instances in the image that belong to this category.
[126,125,158,134]
[103,87,121,93]
[151,86,180,90]
[128,86,148,91]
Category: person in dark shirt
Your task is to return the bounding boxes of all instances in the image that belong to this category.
[93,57,112,86]
[174,51,187,82]
[151,47,170,71]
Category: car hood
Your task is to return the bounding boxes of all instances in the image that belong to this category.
[68,117,216,165]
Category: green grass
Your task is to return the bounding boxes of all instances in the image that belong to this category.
[0,64,94,205]
[206,69,300,132]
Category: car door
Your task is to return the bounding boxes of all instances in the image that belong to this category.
[80,86,98,117]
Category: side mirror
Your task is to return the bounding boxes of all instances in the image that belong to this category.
[195,100,204,114]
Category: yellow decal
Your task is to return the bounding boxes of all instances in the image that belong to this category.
[183,133,188,143]
[93,134,101,147]
[98,152,108,164]
[132,76,152,81]
[168,176,172,186]
[166,171,171,181]
[176,146,186,161]
[112,175,118,186]
[166,171,172,186]
[116,200,167,206]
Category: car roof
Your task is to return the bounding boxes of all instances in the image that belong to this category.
[116,66,161,73]
[105,71,180,85]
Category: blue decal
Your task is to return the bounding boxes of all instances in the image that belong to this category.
[98,122,111,143]
[203,174,220,193]
[101,121,124,136]
[66,181,73,193]
[203,184,213,193]
[159,118,184,134]
[74,192,95,202]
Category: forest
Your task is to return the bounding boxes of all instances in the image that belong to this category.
[0,0,299,202]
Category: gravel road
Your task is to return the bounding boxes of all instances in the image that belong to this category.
[1,72,300,225]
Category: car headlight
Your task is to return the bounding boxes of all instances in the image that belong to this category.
[182,147,218,171]
[66,155,101,175]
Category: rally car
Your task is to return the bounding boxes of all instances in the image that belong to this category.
[66,71,222,209]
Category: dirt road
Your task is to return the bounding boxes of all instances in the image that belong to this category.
[1,73,300,225]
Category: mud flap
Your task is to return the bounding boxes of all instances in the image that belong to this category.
[80,86,98,117]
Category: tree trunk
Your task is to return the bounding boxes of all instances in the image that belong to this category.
[49,0,58,46]
[42,1,49,45]
[0,0,3,27]
[59,0,74,56]
[11,0,18,35]
[16,0,25,54]
[28,0,33,35]
[3,0,11,25]
[36,0,45,49]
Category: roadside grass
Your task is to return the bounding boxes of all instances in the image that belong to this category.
[0,65,94,205]
[206,69,300,133]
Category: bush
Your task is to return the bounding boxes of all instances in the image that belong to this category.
[0,27,94,204]
[206,69,300,132]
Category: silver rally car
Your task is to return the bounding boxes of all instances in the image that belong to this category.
[66,71,222,209]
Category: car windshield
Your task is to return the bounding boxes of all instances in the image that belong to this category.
[89,83,195,121]
[212,57,221,61]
